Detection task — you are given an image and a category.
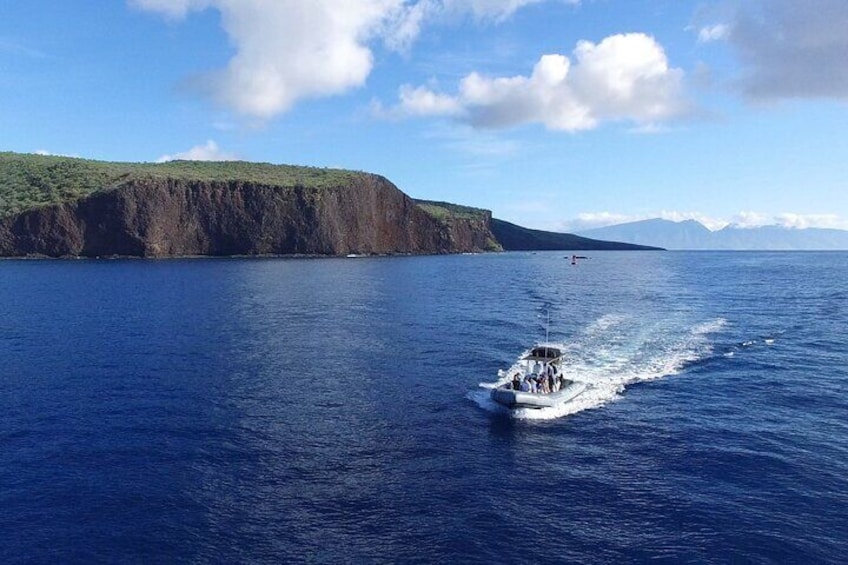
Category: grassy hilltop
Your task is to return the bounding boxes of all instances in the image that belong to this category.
[413,199,490,221]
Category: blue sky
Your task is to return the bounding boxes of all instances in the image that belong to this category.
[1,0,847,231]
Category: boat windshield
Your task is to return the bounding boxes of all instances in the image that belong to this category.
[524,346,562,362]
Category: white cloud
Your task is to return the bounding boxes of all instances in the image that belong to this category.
[559,212,634,231]
[561,210,848,232]
[132,0,581,118]
[156,140,238,162]
[381,0,548,50]
[398,84,465,117]
[388,33,688,131]
[773,213,845,230]
[728,211,771,228]
[34,149,80,158]
[722,0,848,100]
[657,210,727,231]
[560,211,730,232]
[730,212,848,230]
[697,23,728,43]
[134,0,406,119]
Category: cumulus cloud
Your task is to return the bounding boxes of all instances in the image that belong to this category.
[397,84,465,117]
[773,213,846,230]
[561,211,732,232]
[729,212,848,230]
[657,210,728,231]
[156,140,238,162]
[132,0,576,118]
[559,212,635,232]
[720,0,848,100]
[561,210,848,232]
[387,33,687,131]
[134,0,407,118]
[728,211,771,228]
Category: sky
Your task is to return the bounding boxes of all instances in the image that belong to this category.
[1,0,847,231]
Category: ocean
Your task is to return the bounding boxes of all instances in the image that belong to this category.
[1,251,846,563]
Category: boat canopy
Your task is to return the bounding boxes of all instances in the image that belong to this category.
[523,346,563,362]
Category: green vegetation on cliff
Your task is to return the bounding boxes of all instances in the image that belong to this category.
[0,152,363,217]
[414,199,489,221]
[415,199,501,251]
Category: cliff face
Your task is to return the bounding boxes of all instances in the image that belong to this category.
[0,175,498,257]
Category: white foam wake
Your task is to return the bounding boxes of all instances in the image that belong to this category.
[469,316,727,420]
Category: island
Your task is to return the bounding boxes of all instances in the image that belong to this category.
[0,152,658,257]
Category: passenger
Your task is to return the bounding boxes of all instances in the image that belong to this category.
[519,378,531,392]
[512,373,522,390]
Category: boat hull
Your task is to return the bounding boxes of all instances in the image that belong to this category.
[491,381,586,409]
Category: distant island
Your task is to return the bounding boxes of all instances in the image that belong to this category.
[578,218,848,250]
[0,152,657,258]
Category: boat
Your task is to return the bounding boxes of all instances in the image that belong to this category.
[490,344,586,409]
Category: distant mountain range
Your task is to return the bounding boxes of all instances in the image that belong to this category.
[577,218,848,250]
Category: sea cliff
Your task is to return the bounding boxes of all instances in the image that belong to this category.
[0,152,656,257]
[0,154,500,257]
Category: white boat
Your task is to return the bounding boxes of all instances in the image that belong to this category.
[490,345,586,409]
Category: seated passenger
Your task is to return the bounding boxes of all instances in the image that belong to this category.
[519,378,531,392]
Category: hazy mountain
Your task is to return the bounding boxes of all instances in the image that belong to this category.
[577,218,848,250]
[491,219,661,251]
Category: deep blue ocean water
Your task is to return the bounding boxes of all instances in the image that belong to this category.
[1,251,846,564]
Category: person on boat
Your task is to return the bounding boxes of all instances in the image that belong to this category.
[512,372,522,391]
[519,378,531,392]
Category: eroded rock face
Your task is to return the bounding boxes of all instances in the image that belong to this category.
[0,174,498,257]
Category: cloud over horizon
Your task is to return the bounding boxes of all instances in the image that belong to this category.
[131,0,581,119]
[560,210,848,232]
[384,33,688,131]
[156,139,237,162]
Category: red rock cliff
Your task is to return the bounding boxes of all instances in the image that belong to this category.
[0,174,499,257]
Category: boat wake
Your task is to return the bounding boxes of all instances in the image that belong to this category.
[469,315,728,420]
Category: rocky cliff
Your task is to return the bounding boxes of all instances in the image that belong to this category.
[0,153,658,257]
[0,169,499,257]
